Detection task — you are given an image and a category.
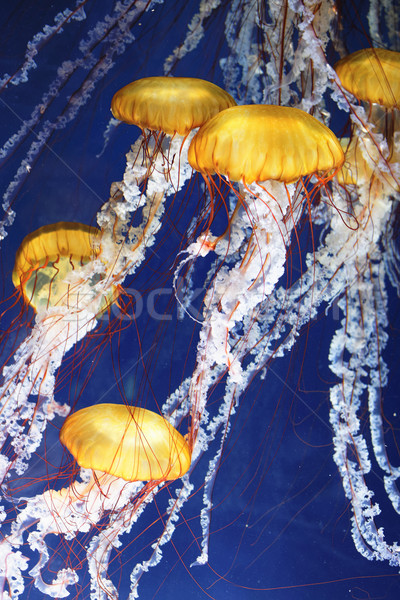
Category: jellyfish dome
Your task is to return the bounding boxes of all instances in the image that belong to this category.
[111,76,236,135]
[60,403,191,481]
[188,104,344,183]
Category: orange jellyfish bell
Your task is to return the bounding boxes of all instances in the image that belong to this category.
[12,222,114,314]
[111,76,236,135]
[187,104,344,184]
[334,48,400,109]
[60,403,192,481]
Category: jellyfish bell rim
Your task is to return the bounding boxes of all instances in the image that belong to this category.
[187,104,344,185]
[110,75,237,135]
[59,403,192,483]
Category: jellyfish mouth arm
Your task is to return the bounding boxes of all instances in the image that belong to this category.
[97,131,195,284]
[88,475,189,600]
[288,166,394,316]
[239,160,395,375]
[199,181,300,370]
[0,307,100,482]
[1,470,191,600]
[0,492,79,599]
[37,470,140,536]
[0,470,141,599]
[127,475,194,599]
[333,80,400,191]
[170,0,333,108]
[80,475,159,600]
[183,181,304,446]
[0,543,29,600]
[190,392,235,567]
[343,122,400,193]
[328,249,400,566]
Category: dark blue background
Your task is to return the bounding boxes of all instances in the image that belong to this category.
[0,2,399,599]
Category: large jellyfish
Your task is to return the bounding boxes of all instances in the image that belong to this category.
[158,103,343,567]
[0,1,399,599]
[0,403,191,598]
[0,222,118,481]
[183,104,343,450]
[323,46,400,566]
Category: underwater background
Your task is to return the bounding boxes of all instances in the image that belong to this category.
[0,1,399,599]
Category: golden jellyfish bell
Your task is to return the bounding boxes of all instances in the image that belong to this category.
[60,403,191,482]
[187,105,344,184]
[334,48,400,109]
[111,76,237,135]
[12,222,115,313]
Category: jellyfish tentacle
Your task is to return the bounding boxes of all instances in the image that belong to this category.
[329,267,400,566]
[0,1,154,241]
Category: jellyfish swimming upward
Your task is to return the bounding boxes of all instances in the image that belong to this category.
[0,2,399,600]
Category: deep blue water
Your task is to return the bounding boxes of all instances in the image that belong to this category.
[0,2,399,599]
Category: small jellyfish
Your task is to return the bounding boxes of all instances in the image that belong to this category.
[12,221,116,315]
[334,48,400,193]
[60,402,191,482]
[334,48,400,109]
[100,76,236,274]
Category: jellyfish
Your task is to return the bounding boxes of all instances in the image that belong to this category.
[333,48,400,196]
[0,222,118,482]
[111,76,236,135]
[334,48,400,110]
[12,222,116,315]
[162,104,342,562]
[315,48,400,567]
[215,45,400,573]
[0,403,191,598]
[185,103,343,421]
[101,75,236,256]
[268,126,400,567]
